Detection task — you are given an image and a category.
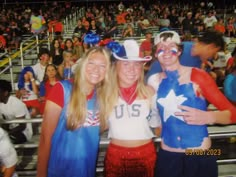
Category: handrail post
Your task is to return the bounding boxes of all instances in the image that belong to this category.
[8,56,15,91]
[20,42,24,69]
[47,31,51,50]
[36,34,39,54]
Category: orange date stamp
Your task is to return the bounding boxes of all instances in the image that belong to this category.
[185,148,221,156]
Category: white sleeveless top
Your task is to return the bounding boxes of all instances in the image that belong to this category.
[108,95,161,140]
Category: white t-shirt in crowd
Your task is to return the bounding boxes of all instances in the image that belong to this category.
[0,128,18,168]
[0,96,33,141]
[32,62,46,83]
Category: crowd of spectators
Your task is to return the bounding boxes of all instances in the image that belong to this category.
[0,1,77,53]
[0,0,235,54]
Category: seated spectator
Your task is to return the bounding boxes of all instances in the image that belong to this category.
[116,10,128,25]
[8,20,22,51]
[122,16,134,37]
[226,47,236,75]
[104,14,118,37]
[158,12,170,32]
[50,38,64,66]
[224,65,236,106]
[88,19,102,35]
[0,127,18,177]
[31,48,50,83]
[139,30,153,72]
[16,66,41,117]
[0,79,33,144]
[72,34,84,61]
[0,31,7,53]
[39,64,62,114]
[73,19,86,38]
[82,20,90,35]
[214,17,226,34]
[72,33,101,73]
[47,15,64,39]
[136,15,150,35]
[58,50,74,80]
[213,44,232,86]
[203,11,218,30]
[226,17,235,37]
[63,38,77,61]
[140,30,153,57]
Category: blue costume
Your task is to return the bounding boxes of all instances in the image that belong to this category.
[47,80,100,177]
[153,69,219,177]
[156,70,208,148]
[146,42,201,78]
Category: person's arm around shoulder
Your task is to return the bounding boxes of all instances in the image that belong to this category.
[146,85,162,137]
[37,83,63,177]
[175,68,236,125]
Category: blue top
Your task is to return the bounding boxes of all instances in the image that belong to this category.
[39,82,45,97]
[47,80,100,177]
[224,73,236,102]
[63,67,73,80]
[156,70,208,148]
[146,41,202,79]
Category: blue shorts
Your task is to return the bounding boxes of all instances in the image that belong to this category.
[155,148,218,177]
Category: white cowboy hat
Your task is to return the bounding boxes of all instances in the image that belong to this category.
[112,40,152,61]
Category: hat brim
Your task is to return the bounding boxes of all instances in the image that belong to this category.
[113,53,152,62]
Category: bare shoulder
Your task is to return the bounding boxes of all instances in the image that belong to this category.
[147,73,162,92]
[145,85,155,95]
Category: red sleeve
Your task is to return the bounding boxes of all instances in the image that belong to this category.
[227,58,233,66]
[191,68,236,123]
[47,82,64,108]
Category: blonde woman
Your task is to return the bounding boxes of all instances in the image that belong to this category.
[104,40,161,177]
[37,46,112,177]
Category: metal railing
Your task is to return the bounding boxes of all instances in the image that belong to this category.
[0,7,85,89]
[63,7,85,34]
[1,117,235,176]
[0,52,14,90]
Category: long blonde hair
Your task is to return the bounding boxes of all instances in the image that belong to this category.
[107,61,153,113]
[66,46,112,131]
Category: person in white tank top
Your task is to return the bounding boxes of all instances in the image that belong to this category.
[104,40,161,177]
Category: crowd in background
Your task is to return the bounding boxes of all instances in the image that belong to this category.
[0,0,236,52]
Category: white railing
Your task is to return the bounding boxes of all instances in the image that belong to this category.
[0,52,14,91]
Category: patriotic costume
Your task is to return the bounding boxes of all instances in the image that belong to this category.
[105,97,159,177]
[104,40,160,177]
[148,68,236,177]
[47,80,100,177]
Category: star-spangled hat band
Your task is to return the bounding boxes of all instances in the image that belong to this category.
[154,31,181,45]
[107,40,152,62]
